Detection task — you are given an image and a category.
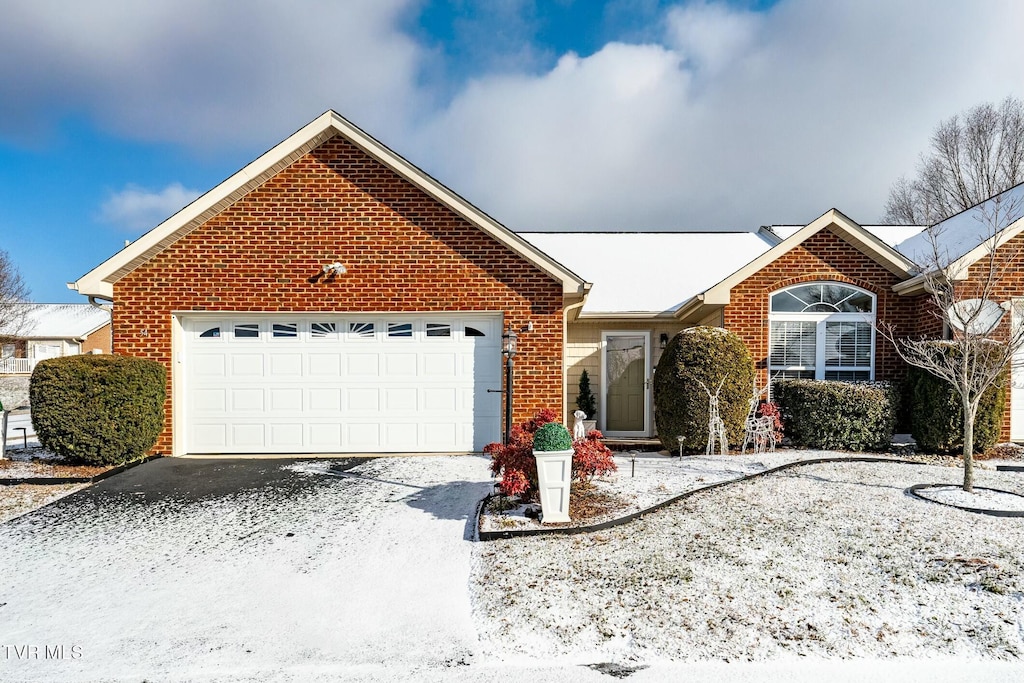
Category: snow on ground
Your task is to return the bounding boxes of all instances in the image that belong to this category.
[472,460,1024,665]
[0,455,495,682]
[0,482,88,523]
[4,451,1024,680]
[481,449,966,532]
[916,484,1024,512]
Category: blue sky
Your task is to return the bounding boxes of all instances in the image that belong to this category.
[0,0,1021,303]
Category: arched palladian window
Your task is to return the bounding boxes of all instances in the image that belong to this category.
[768,283,876,382]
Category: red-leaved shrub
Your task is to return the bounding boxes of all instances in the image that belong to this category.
[572,429,617,485]
[757,401,784,443]
[484,410,618,498]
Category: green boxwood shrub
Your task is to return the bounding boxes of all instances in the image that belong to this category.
[533,422,573,451]
[906,364,1005,454]
[773,379,897,451]
[30,355,166,466]
[654,327,754,453]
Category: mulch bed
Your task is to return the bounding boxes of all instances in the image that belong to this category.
[0,458,111,480]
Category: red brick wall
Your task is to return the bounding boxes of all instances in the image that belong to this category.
[82,323,112,355]
[724,227,918,386]
[112,134,565,453]
[949,231,1024,440]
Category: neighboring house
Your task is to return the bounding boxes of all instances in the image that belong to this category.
[0,303,111,374]
[69,110,1024,456]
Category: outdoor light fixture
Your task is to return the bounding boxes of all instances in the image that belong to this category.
[322,262,347,276]
[502,328,518,358]
[501,327,519,444]
[660,332,669,349]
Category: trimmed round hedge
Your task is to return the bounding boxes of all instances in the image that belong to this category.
[906,364,1005,454]
[654,327,754,453]
[30,355,166,466]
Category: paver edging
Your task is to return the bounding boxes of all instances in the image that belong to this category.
[0,454,163,486]
[905,482,1024,518]
[477,456,925,541]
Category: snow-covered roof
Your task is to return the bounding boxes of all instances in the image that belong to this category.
[518,232,774,315]
[2,303,110,339]
[770,224,925,247]
[894,182,1024,268]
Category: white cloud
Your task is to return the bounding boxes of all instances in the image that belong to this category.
[99,183,201,232]
[3,0,1024,228]
[410,0,1024,228]
[0,0,424,147]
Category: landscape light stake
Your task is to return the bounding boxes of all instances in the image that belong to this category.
[502,327,518,445]
[630,450,638,478]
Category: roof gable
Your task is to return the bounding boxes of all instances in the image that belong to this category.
[675,209,916,320]
[893,182,1024,289]
[72,111,588,300]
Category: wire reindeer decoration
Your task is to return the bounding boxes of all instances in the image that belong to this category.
[696,378,728,456]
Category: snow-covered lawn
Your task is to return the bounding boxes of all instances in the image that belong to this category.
[481,449,979,532]
[472,460,1024,663]
[0,482,88,523]
[3,451,1024,681]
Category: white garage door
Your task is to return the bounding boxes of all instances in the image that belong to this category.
[180,314,503,454]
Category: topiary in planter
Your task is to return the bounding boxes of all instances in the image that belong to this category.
[533,422,573,451]
[30,355,166,466]
[654,327,754,453]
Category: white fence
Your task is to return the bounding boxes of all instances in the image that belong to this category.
[0,358,34,374]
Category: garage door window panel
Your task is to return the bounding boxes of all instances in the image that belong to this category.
[426,323,452,338]
[349,322,375,340]
[233,323,260,340]
[310,322,339,340]
[273,322,298,338]
[387,322,413,338]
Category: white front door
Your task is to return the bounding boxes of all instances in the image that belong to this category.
[601,332,650,437]
[178,314,502,454]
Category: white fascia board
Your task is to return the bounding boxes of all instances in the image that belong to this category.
[73,110,588,300]
[577,310,679,320]
[893,215,1024,294]
[328,113,587,297]
[945,215,1024,280]
[697,209,913,305]
[73,112,338,299]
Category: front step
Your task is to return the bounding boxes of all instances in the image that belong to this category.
[600,438,664,453]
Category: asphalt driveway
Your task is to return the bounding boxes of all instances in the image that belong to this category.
[0,454,495,681]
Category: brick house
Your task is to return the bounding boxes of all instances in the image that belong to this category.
[71,111,1024,455]
[0,303,111,375]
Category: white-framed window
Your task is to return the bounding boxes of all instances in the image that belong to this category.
[768,282,875,382]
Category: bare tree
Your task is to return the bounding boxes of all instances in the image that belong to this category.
[884,96,1024,224]
[883,192,1024,491]
[0,248,31,349]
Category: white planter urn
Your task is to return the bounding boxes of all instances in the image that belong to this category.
[533,448,572,523]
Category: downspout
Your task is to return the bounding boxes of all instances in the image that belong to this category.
[88,295,114,312]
